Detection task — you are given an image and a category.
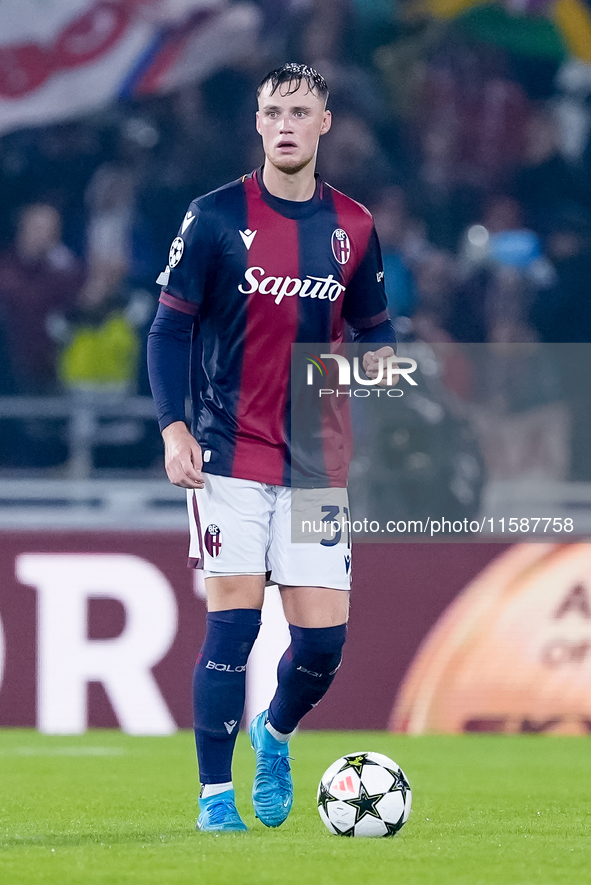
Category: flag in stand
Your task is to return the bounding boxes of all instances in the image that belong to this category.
[0,0,262,135]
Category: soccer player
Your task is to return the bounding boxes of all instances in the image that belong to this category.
[148,62,395,832]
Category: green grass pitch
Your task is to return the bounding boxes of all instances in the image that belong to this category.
[1,729,589,885]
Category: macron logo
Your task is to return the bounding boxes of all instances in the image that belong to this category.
[181,211,195,234]
[239,229,257,250]
[224,720,238,734]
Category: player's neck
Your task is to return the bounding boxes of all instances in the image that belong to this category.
[261,161,317,202]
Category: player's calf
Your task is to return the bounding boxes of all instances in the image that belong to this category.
[193,609,261,803]
[269,623,347,732]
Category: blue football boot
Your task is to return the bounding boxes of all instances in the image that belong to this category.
[249,710,293,827]
[196,789,248,832]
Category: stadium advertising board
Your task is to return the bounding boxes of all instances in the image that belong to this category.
[0,533,589,734]
[391,543,591,735]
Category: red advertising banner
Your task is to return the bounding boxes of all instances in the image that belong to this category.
[1,533,589,734]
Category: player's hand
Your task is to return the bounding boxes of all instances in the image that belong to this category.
[162,421,205,489]
[363,346,397,386]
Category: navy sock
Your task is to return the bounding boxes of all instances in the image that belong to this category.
[268,623,347,735]
[193,608,261,784]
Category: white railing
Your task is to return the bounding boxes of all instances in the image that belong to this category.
[0,477,187,529]
[0,394,191,528]
[0,393,188,479]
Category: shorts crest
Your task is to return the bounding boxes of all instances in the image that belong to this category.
[204,523,222,557]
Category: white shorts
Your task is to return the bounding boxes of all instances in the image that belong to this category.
[187,474,351,590]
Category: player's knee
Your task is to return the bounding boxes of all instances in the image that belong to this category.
[289,623,347,680]
[198,609,262,666]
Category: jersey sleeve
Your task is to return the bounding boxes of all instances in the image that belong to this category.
[157,200,217,316]
[341,225,389,330]
[147,303,193,432]
[351,317,396,345]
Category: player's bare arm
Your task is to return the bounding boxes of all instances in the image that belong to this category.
[162,421,204,489]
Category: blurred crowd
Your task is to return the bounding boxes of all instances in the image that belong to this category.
[1,0,590,472]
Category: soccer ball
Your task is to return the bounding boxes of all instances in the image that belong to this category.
[317,751,412,837]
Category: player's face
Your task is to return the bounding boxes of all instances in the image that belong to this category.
[256,81,331,175]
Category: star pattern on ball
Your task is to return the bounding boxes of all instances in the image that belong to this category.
[339,754,367,776]
[318,780,333,815]
[345,783,383,824]
[384,818,404,836]
[387,767,411,802]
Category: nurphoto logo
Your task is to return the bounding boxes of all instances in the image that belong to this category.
[305,352,418,398]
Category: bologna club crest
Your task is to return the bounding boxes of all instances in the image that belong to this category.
[331,228,351,265]
[204,524,222,557]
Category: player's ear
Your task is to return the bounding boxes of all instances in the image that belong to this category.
[320,109,332,136]
[256,110,261,135]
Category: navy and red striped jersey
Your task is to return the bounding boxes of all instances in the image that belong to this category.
[148,169,393,487]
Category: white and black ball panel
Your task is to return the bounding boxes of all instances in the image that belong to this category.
[360,763,395,796]
[317,803,338,835]
[364,751,400,768]
[354,816,388,838]
[376,790,405,824]
[326,800,357,833]
[327,768,361,800]
[402,793,413,825]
